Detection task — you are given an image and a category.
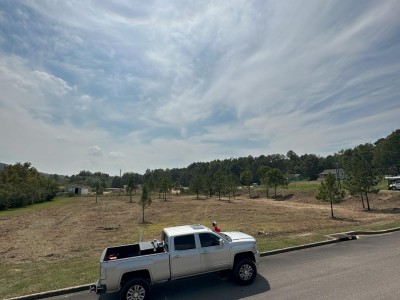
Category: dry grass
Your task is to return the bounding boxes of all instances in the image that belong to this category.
[1,188,400,298]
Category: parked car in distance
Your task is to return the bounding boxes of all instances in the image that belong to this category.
[389,180,400,190]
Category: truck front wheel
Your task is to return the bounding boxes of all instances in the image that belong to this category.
[120,278,150,300]
[233,258,257,285]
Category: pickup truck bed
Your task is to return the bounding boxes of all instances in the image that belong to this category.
[104,241,165,261]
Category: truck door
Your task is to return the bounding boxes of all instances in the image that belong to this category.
[170,234,201,278]
[199,233,231,272]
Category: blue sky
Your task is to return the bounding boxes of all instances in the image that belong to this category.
[0,0,399,176]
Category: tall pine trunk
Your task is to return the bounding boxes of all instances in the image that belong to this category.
[360,193,365,208]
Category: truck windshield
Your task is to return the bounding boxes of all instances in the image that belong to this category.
[217,232,232,242]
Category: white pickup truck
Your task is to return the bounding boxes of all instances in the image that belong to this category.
[389,181,400,190]
[91,224,260,300]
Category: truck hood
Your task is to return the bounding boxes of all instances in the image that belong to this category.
[222,231,255,242]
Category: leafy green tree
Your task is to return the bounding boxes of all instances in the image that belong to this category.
[259,166,271,197]
[0,162,58,210]
[111,176,123,189]
[214,169,227,200]
[373,129,400,175]
[159,176,172,201]
[94,180,103,203]
[342,144,380,211]
[316,174,345,218]
[286,150,300,173]
[126,175,136,203]
[226,173,239,202]
[240,170,253,198]
[300,154,321,180]
[266,168,288,197]
[139,183,152,223]
[189,173,206,199]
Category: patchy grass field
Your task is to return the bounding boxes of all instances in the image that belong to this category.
[1,184,400,298]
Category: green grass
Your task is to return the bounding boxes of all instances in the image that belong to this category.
[0,259,98,299]
[0,197,78,217]
[257,234,328,252]
[287,180,321,191]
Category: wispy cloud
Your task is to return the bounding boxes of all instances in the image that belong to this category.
[0,0,399,175]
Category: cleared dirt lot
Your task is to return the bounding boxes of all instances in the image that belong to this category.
[1,189,400,265]
[1,189,400,298]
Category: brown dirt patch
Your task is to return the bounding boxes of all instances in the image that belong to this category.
[1,191,400,264]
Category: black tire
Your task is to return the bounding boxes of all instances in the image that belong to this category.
[233,258,257,285]
[120,278,151,300]
[391,186,397,191]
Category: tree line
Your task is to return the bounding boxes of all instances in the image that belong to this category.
[0,163,59,210]
[0,129,399,211]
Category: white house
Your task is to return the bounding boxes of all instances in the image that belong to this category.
[318,169,345,181]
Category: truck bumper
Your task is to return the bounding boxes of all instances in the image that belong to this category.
[89,280,107,294]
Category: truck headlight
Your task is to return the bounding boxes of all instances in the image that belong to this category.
[100,267,106,280]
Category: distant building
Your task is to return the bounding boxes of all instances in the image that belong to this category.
[318,169,345,181]
[287,174,303,181]
[67,187,89,195]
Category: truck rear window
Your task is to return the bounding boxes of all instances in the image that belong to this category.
[174,234,196,250]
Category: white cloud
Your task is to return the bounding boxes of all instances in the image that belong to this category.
[31,71,73,95]
[0,1,399,175]
[109,151,125,158]
[88,146,104,157]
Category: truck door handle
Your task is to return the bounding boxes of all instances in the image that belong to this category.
[202,250,208,254]
[174,255,181,259]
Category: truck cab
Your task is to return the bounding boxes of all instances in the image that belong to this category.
[162,225,237,278]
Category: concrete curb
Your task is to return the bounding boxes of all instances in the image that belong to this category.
[7,226,400,299]
[260,233,356,257]
[260,226,400,257]
[6,284,92,300]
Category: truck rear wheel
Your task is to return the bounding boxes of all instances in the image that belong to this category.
[233,258,257,285]
[120,278,150,300]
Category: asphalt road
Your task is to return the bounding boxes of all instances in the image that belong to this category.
[48,231,400,300]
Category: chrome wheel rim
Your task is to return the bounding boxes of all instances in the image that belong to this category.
[126,284,146,300]
[239,264,253,281]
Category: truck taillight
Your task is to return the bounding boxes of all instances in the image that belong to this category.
[100,267,106,280]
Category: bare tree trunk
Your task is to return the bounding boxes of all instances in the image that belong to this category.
[330,201,334,218]
[360,193,365,208]
[365,193,371,211]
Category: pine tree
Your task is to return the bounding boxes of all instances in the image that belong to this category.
[139,184,152,223]
[316,174,345,218]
